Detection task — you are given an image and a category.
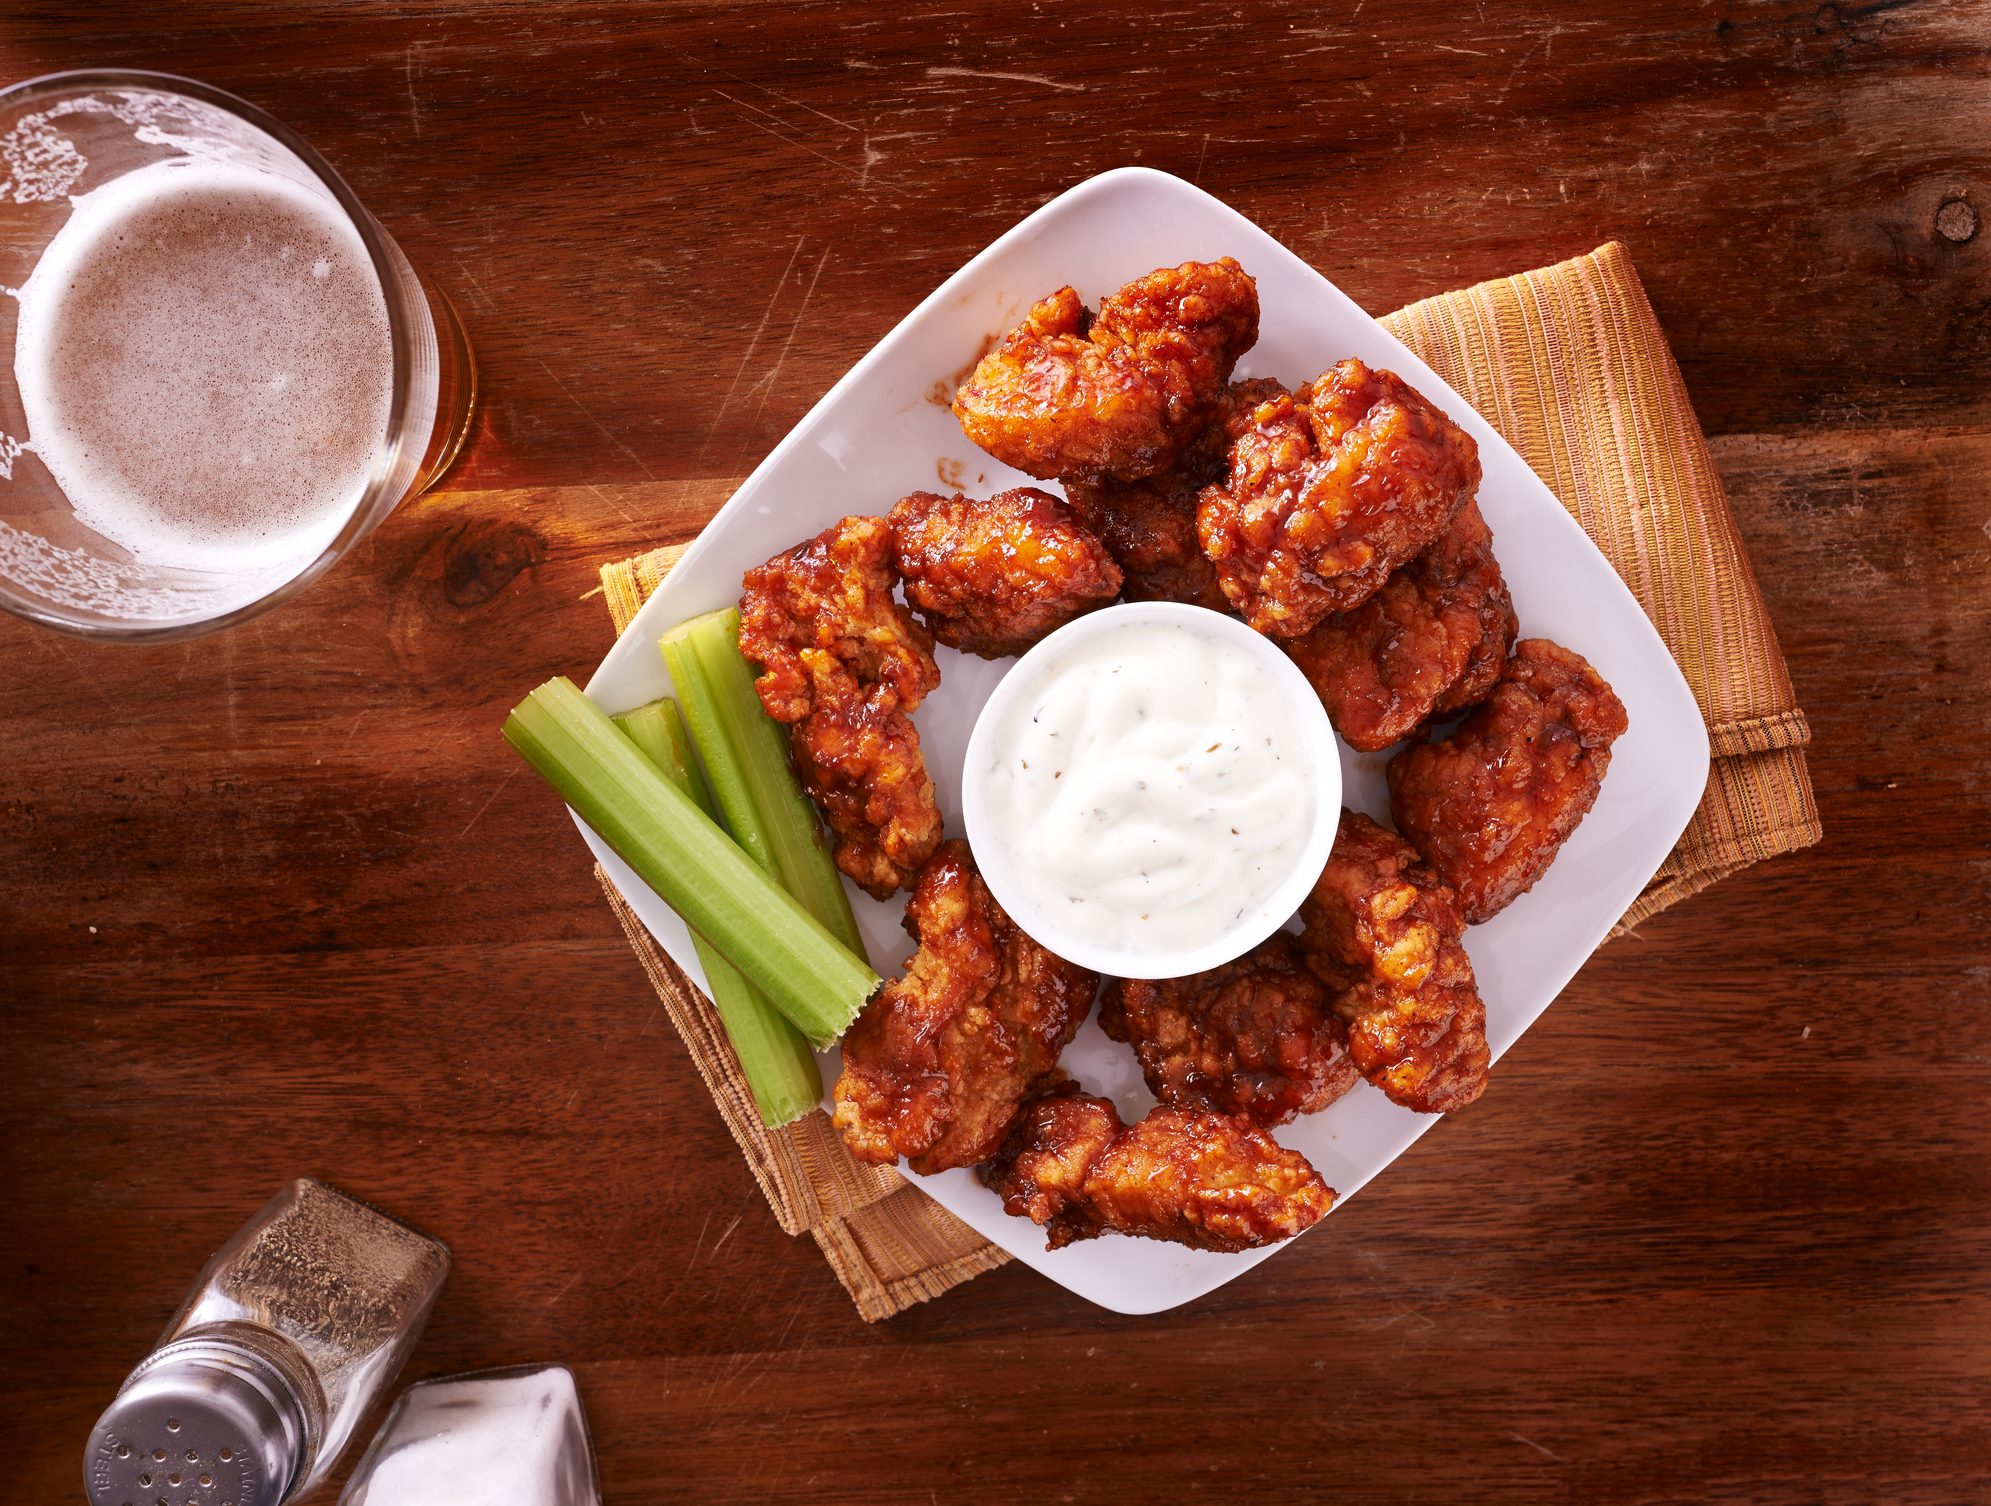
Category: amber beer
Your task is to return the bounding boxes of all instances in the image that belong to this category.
[0,72,473,638]
[12,158,396,610]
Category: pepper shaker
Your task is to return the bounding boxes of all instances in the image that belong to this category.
[84,1178,450,1506]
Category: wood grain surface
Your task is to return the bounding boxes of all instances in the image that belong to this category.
[3,3,1988,1502]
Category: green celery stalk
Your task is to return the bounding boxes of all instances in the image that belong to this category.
[504,676,875,1046]
[611,698,684,777]
[612,698,821,1127]
[659,608,868,961]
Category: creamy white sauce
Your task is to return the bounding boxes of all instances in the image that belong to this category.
[976,619,1317,956]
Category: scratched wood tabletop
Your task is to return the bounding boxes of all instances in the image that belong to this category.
[3,2,1988,1502]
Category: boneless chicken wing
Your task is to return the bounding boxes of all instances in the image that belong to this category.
[888,487,1122,658]
[1298,810,1490,1113]
[784,708,940,902]
[1197,360,1481,637]
[1099,932,1358,1128]
[953,259,1260,482]
[1387,638,1629,923]
[981,1088,1334,1252]
[1061,378,1285,611]
[833,842,1097,1173]
[1283,499,1517,751]
[738,515,943,898]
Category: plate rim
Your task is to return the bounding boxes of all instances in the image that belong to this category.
[575,165,1713,1316]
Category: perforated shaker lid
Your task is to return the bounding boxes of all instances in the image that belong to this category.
[84,1339,308,1506]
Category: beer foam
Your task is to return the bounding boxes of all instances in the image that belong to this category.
[13,158,392,581]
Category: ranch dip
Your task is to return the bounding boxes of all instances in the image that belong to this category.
[969,610,1328,969]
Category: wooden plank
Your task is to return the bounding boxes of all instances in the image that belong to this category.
[2,1,1984,495]
[1,4,1988,1502]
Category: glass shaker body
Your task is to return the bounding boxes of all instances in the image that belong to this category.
[341,1364,602,1506]
[85,1179,450,1506]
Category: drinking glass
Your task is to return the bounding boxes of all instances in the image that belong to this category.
[0,70,476,640]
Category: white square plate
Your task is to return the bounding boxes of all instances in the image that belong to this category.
[579,167,1710,1315]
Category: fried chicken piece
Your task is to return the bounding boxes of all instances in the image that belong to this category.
[1298,810,1490,1113]
[953,259,1260,482]
[784,707,941,901]
[1388,638,1629,923]
[1061,378,1285,610]
[738,515,943,897]
[981,1088,1334,1251]
[1062,469,1224,611]
[1283,499,1517,751]
[1099,932,1358,1127]
[833,842,1097,1173]
[887,487,1122,658]
[1197,360,1482,637]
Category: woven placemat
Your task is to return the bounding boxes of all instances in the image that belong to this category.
[593,239,1822,1320]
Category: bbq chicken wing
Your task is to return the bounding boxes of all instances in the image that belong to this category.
[888,487,1122,658]
[1197,360,1482,637]
[953,259,1260,482]
[1283,499,1517,751]
[1298,810,1489,1113]
[1387,638,1629,923]
[833,842,1098,1173]
[981,1089,1334,1251]
[784,708,941,902]
[1099,932,1358,1128]
[1061,378,1285,611]
[738,515,943,898]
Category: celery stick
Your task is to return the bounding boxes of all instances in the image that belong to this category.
[660,608,867,961]
[612,698,822,1127]
[505,677,875,1046]
[610,699,683,779]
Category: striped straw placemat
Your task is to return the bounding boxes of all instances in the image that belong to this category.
[593,239,1821,1320]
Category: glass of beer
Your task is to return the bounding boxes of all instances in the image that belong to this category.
[0,71,476,639]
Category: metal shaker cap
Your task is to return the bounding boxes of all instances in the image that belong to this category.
[85,1338,308,1506]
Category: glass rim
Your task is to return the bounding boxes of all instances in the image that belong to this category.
[0,67,429,643]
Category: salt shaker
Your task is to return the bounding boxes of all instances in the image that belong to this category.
[84,1178,450,1506]
[340,1364,601,1506]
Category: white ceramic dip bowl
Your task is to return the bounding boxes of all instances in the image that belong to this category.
[961,600,1343,979]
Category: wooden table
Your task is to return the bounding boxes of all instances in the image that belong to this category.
[4,4,1987,1501]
